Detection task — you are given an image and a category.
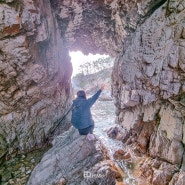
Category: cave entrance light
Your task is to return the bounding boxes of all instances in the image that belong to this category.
[69,50,114,102]
[69,51,109,77]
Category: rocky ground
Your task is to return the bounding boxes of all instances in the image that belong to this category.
[27,126,124,185]
[26,100,148,185]
[0,100,142,185]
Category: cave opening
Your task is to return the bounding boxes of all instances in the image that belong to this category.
[69,51,110,77]
[69,50,114,97]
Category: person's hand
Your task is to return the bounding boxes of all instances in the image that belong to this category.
[100,84,105,90]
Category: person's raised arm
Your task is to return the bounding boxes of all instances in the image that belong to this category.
[87,84,105,107]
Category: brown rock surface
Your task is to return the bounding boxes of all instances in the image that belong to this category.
[55,0,166,55]
[139,158,178,185]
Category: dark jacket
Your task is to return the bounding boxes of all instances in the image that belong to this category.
[71,89,102,129]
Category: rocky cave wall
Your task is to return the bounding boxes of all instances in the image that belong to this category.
[1,0,185,184]
[0,0,72,158]
[0,0,165,158]
[111,1,185,184]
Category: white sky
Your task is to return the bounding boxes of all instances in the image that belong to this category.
[69,51,108,76]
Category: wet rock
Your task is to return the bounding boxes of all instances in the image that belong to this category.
[19,167,26,173]
[8,179,14,184]
[0,148,47,185]
[25,170,31,175]
[30,159,35,163]
[113,149,131,160]
[106,125,128,141]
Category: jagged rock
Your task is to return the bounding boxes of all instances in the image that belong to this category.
[111,0,185,183]
[139,158,178,185]
[81,160,124,185]
[0,0,168,159]
[181,153,185,171]
[118,106,143,131]
[57,178,66,185]
[169,172,185,185]
[106,125,128,141]
[142,101,161,122]
[112,0,184,108]
[55,0,166,55]
[136,121,156,153]
[113,110,156,154]
[158,103,183,141]
[27,127,123,185]
[149,102,184,165]
[0,0,72,155]
[113,149,131,160]
[149,131,184,165]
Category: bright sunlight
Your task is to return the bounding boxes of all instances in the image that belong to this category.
[69,51,108,77]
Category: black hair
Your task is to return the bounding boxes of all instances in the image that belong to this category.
[77,90,86,99]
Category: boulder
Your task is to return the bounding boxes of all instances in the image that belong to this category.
[27,127,123,185]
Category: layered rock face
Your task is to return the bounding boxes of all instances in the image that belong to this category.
[0,0,72,157]
[111,1,185,184]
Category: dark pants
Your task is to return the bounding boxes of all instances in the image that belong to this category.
[78,125,94,135]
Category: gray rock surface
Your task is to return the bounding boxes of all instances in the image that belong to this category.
[27,127,99,185]
[27,127,123,185]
